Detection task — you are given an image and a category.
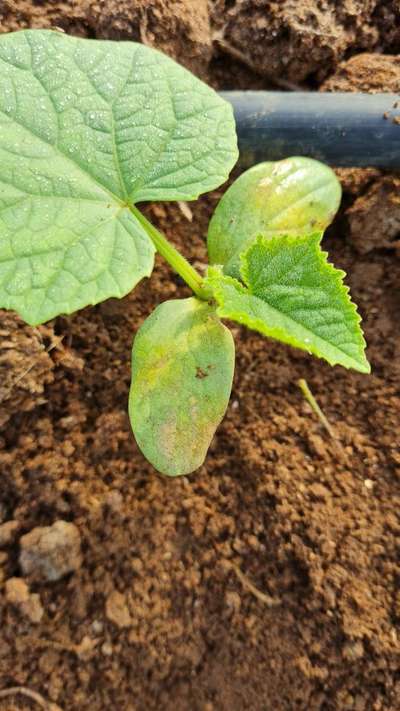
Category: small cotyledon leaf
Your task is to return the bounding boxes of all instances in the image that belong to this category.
[0,30,237,325]
[207,156,341,278]
[205,234,370,374]
[129,297,235,476]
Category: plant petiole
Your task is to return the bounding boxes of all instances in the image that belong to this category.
[130,205,212,301]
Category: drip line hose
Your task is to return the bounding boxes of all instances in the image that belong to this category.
[220,92,400,169]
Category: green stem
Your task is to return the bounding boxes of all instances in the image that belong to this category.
[130,205,211,300]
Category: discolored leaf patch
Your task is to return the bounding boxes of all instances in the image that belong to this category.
[129,298,235,476]
[207,156,341,278]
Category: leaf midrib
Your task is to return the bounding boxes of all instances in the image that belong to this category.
[0,102,124,207]
[0,206,126,266]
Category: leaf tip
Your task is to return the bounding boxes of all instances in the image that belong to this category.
[355,356,371,375]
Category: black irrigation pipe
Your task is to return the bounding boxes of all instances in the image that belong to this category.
[220,92,400,169]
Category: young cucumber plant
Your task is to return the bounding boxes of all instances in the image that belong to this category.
[0,30,370,476]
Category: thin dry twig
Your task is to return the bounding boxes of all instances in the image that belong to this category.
[177,201,193,222]
[214,37,305,92]
[0,686,63,711]
[25,634,99,661]
[298,378,337,440]
[138,6,150,46]
[232,563,281,608]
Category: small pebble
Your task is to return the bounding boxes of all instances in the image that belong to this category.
[91,619,104,635]
[19,520,82,582]
[225,590,241,612]
[101,641,113,657]
[105,590,132,629]
[342,639,364,661]
[5,577,44,624]
[0,520,19,547]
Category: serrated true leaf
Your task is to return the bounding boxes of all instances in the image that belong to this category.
[206,234,370,374]
[129,298,235,476]
[207,157,341,278]
[0,30,237,325]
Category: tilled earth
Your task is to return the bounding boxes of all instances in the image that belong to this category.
[0,2,399,710]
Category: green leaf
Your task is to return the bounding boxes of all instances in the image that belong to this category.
[129,297,235,476]
[0,30,237,325]
[206,234,370,374]
[207,157,341,278]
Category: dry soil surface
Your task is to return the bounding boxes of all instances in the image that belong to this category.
[0,2,399,711]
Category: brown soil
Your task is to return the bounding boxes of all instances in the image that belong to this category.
[211,0,400,84]
[321,53,400,256]
[0,3,400,711]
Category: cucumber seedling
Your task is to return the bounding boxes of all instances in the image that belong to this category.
[0,30,370,476]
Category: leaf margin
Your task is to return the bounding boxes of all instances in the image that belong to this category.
[206,233,371,375]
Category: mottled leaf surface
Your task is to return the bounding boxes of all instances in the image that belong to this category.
[207,157,341,278]
[206,234,370,373]
[129,298,235,476]
[0,30,237,324]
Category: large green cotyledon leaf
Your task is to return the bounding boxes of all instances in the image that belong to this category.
[129,298,235,476]
[206,234,370,374]
[0,30,238,325]
[207,157,341,278]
